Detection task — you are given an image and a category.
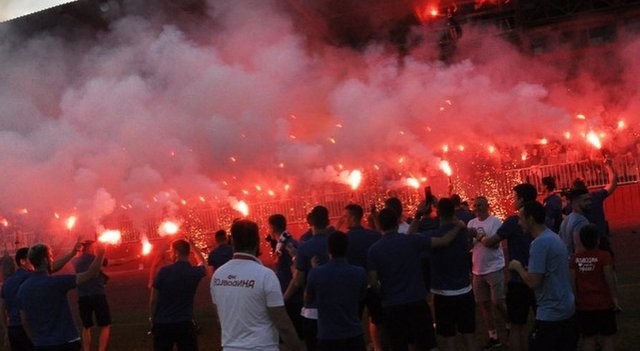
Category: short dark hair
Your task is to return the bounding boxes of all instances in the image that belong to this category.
[378,208,399,232]
[437,198,455,218]
[344,204,363,221]
[15,247,29,266]
[214,230,227,241]
[28,244,50,268]
[268,214,287,232]
[542,176,556,191]
[384,197,403,217]
[309,206,330,229]
[521,201,545,224]
[231,220,260,252]
[579,224,599,250]
[450,194,462,207]
[328,231,348,257]
[572,178,588,192]
[513,183,537,202]
[171,239,190,256]
[568,187,589,202]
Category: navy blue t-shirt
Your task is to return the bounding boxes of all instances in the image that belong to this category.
[17,271,78,346]
[1,268,31,326]
[296,232,330,309]
[306,259,366,340]
[346,226,381,269]
[544,194,563,233]
[72,253,107,297]
[207,243,233,269]
[367,232,430,307]
[299,230,313,243]
[153,261,206,324]
[587,189,609,237]
[497,215,533,283]
[275,235,298,292]
[455,209,476,224]
[428,223,471,292]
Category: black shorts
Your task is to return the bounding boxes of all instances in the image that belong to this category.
[383,300,437,351]
[8,325,33,351]
[577,309,617,336]
[433,291,476,337]
[506,281,536,325]
[153,322,198,351]
[34,341,81,351]
[78,294,112,328]
[359,288,383,325]
[317,335,366,351]
[529,317,578,351]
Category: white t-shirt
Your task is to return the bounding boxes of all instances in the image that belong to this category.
[211,254,284,351]
[468,215,505,275]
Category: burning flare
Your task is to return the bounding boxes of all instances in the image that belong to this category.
[158,220,180,236]
[98,230,122,245]
[66,216,77,231]
[586,131,602,149]
[406,178,420,189]
[348,170,362,190]
[233,200,249,217]
[141,236,152,256]
[439,160,453,177]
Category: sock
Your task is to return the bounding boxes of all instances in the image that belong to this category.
[488,330,498,339]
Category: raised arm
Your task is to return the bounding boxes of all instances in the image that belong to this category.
[51,241,82,273]
[603,158,618,196]
[76,244,106,286]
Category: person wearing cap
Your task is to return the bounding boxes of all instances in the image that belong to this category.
[18,242,105,351]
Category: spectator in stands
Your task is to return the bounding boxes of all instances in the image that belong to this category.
[451,194,475,225]
[343,204,383,351]
[207,230,232,270]
[559,188,591,254]
[211,220,301,351]
[509,201,577,351]
[368,207,464,351]
[284,206,332,351]
[571,224,620,351]
[572,158,618,238]
[429,199,477,351]
[468,196,507,349]
[480,183,537,351]
[18,242,105,351]
[150,239,207,351]
[542,176,563,233]
[305,231,367,351]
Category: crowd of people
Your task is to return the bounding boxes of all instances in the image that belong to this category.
[0,159,622,351]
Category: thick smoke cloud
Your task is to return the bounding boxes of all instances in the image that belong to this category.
[0,0,637,236]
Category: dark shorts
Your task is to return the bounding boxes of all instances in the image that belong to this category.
[433,291,476,337]
[285,299,305,338]
[78,294,112,328]
[529,317,578,351]
[8,325,33,351]
[383,300,437,351]
[577,309,617,336]
[34,341,81,351]
[359,288,383,325]
[317,335,366,351]
[506,281,536,325]
[153,321,198,351]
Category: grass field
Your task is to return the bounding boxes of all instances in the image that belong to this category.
[3,232,639,351]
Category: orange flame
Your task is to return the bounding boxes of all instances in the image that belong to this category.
[564,131,571,140]
[617,120,625,130]
[586,131,602,149]
[66,216,77,231]
[158,220,180,236]
[233,201,249,217]
[1,218,8,227]
[141,236,152,256]
[98,230,122,245]
[458,145,465,151]
[576,114,587,120]
[348,170,363,190]
[488,145,496,154]
[439,160,453,177]
[539,138,548,145]
[442,144,449,153]
[521,151,528,161]
[406,178,420,189]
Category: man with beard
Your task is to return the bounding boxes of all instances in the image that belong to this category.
[559,188,592,255]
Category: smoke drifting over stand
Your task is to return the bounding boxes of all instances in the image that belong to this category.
[0,0,638,237]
